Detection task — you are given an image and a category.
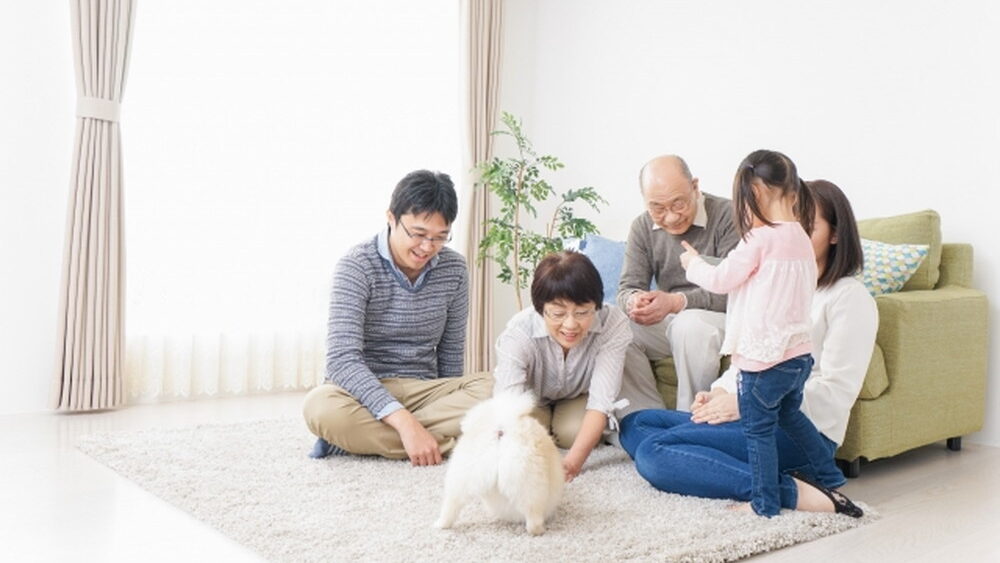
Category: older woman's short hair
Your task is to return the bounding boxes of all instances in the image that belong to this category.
[530,251,604,314]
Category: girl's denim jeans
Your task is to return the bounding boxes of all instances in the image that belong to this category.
[738,354,843,516]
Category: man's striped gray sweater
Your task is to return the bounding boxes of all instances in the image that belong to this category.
[325,233,468,417]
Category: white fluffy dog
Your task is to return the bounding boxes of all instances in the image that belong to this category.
[434,390,564,535]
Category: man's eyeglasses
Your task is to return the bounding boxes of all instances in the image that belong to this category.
[398,221,452,246]
[647,196,692,216]
[543,308,596,323]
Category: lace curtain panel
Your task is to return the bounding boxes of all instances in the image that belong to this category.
[126,330,325,401]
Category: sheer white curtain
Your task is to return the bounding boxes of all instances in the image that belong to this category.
[124,1,461,402]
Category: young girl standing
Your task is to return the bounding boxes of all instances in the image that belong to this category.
[679,150,863,518]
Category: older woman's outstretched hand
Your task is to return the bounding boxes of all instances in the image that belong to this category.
[690,389,740,424]
[563,451,585,482]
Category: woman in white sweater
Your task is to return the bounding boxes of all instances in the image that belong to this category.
[618,179,877,514]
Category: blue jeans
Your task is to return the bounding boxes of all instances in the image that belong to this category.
[619,391,843,511]
[738,354,843,516]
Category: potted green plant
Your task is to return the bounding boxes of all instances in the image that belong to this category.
[477,112,607,310]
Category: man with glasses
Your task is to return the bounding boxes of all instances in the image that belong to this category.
[617,155,740,411]
[303,169,492,465]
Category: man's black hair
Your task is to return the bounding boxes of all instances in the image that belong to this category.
[389,170,458,224]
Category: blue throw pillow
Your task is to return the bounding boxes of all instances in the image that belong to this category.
[578,234,627,304]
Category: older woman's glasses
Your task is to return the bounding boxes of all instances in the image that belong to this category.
[399,221,452,246]
[543,308,596,323]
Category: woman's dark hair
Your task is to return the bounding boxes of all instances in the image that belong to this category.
[807,179,864,288]
[530,251,604,314]
[389,170,458,225]
[732,149,814,238]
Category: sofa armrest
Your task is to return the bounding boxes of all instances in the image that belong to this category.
[843,284,989,461]
[874,285,988,397]
[936,243,973,288]
[858,345,888,399]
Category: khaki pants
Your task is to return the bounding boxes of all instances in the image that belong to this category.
[302,372,493,460]
[530,394,588,449]
[625,308,726,411]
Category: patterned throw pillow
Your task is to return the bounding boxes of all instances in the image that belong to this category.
[856,238,930,296]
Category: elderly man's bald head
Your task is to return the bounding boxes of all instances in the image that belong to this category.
[639,155,693,194]
[638,154,700,235]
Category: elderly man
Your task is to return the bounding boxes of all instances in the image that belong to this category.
[617,155,739,411]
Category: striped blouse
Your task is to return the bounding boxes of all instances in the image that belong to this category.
[493,305,632,417]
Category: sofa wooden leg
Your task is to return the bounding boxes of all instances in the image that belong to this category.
[947,437,962,451]
[837,458,861,479]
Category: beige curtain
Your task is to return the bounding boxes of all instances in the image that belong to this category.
[462,0,504,373]
[52,0,136,411]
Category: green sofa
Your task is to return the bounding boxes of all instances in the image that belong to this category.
[837,210,988,476]
[640,209,988,477]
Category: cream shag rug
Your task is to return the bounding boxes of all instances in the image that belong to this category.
[77,418,876,562]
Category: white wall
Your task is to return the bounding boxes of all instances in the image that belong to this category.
[4,1,998,448]
[496,0,1000,446]
[0,2,73,415]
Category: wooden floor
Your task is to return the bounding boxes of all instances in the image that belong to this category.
[2,393,998,562]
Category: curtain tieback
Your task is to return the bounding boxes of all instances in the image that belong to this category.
[76,96,121,122]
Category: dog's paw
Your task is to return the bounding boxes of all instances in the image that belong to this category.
[525,520,545,536]
[433,517,452,530]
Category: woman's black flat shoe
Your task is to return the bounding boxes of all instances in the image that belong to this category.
[790,470,864,518]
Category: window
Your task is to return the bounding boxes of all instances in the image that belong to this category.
[124,1,461,400]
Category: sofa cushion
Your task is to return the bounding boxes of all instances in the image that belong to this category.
[651,356,732,409]
[856,238,929,296]
[651,357,679,408]
[578,234,655,304]
[578,234,627,304]
[856,209,941,290]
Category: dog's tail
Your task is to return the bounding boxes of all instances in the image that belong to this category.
[493,389,538,417]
